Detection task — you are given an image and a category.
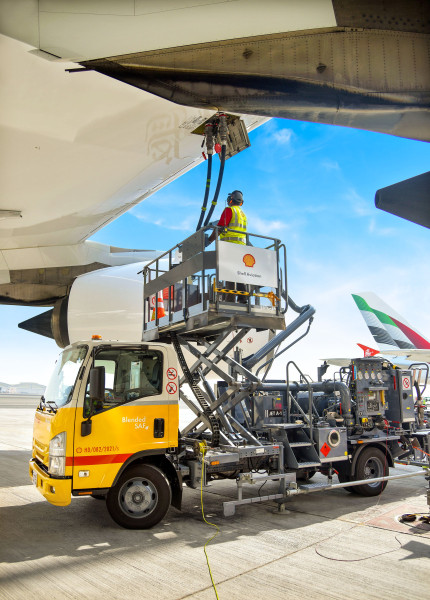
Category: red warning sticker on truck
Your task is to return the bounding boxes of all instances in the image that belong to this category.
[167,367,177,380]
[320,443,331,457]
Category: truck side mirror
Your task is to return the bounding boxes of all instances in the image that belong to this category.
[81,366,105,437]
[90,366,105,402]
[81,419,92,437]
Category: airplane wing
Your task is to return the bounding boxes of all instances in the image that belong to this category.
[377,349,430,363]
[0,33,265,304]
[0,32,213,250]
[1,1,429,308]
[321,358,352,368]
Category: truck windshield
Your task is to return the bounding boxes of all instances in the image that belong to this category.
[44,346,88,408]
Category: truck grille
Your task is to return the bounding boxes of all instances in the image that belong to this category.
[34,439,49,466]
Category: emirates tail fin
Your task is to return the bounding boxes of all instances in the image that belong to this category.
[352,292,430,352]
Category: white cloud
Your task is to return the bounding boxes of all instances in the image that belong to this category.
[343,187,374,217]
[247,213,288,235]
[368,217,397,236]
[321,158,340,171]
[134,212,195,232]
[271,128,295,145]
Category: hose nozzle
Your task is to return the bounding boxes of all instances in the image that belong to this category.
[218,113,228,145]
[204,123,214,155]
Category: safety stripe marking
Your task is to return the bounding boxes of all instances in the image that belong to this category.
[66,453,133,467]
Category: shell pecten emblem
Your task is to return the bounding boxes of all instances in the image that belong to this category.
[243,253,256,268]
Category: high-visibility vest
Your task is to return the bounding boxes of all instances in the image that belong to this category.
[220,206,247,245]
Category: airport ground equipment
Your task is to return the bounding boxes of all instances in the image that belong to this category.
[29,230,430,528]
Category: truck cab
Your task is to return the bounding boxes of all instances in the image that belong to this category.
[30,339,180,528]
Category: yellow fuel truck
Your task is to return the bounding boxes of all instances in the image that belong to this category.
[30,339,181,529]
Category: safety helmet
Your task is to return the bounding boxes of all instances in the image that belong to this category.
[227,190,244,205]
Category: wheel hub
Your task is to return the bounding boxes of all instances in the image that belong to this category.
[119,478,158,517]
[132,491,144,504]
[364,457,383,487]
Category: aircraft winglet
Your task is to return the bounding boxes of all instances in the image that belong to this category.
[357,343,380,357]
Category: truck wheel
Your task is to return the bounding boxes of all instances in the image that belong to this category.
[351,447,388,497]
[337,473,358,493]
[106,464,171,529]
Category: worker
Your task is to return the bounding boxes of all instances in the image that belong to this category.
[207,190,247,303]
[207,190,247,245]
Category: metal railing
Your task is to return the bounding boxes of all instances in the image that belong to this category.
[286,361,314,439]
[142,224,288,334]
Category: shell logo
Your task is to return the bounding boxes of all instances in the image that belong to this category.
[243,253,256,267]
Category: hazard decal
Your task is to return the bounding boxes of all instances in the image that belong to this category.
[320,443,331,457]
[166,382,177,395]
[167,367,177,380]
[402,377,410,390]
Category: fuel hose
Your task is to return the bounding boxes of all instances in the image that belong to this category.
[203,144,226,227]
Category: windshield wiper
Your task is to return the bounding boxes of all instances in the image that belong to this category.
[46,400,58,413]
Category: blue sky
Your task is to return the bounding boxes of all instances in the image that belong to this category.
[1,118,429,385]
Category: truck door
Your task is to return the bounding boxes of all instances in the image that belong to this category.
[72,346,178,492]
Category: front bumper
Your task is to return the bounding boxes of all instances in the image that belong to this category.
[29,459,72,506]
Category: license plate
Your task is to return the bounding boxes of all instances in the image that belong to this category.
[32,470,38,487]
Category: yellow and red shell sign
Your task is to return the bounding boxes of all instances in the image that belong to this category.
[243,253,256,267]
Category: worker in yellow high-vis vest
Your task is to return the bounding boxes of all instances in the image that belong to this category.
[208,190,247,302]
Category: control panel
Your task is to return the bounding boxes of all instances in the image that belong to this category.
[350,358,388,420]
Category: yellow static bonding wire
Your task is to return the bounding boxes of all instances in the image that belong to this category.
[200,447,220,600]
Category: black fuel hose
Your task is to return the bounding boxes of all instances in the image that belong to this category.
[204,144,226,227]
[196,153,213,231]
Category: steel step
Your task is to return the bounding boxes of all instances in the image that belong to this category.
[296,461,321,468]
[290,442,313,448]
[262,423,307,429]
[299,482,329,491]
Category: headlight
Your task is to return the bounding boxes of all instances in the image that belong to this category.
[49,456,66,476]
[49,432,66,476]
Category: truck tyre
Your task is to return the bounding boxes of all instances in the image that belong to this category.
[337,473,358,493]
[350,447,388,497]
[106,464,171,529]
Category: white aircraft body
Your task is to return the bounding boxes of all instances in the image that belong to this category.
[0,1,429,350]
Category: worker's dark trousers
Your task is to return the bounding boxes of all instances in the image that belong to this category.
[223,281,247,303]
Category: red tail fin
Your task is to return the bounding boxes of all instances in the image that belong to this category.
[357,343,380,357]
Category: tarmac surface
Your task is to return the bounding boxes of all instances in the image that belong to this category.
[1,394,429,600]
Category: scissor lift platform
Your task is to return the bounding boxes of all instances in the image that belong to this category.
[141,226,287,342]
[142,301,285,341]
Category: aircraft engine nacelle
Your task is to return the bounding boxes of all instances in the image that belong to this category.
[67,262,146,346]
[20,263,147,348]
